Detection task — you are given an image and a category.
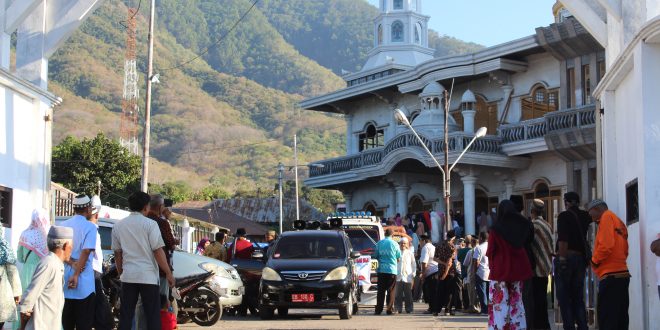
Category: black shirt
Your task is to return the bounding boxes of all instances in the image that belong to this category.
[556,206,591,253]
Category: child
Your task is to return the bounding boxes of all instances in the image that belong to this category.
[160,295,177,330]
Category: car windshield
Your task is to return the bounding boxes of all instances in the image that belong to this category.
[343,225,379,255]
[273,235,345,259]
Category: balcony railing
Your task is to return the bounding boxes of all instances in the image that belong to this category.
[309,132,502,177]
[499,105,596,143]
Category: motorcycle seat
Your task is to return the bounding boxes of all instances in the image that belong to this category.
[175,271,212,288]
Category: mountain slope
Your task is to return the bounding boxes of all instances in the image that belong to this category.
[49,0,482,195]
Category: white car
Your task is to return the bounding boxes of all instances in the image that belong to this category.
[55,216,244,308]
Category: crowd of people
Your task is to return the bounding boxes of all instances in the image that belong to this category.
[0,192,182,330]
[370,192,636,330]
[0,190,653,329]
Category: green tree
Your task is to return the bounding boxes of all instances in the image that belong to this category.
[52,133,142,207]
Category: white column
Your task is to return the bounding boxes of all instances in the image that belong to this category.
[15,1,48,89]
[395,185,410,217]
[388,187,397,217]
[504,179,515,199]
[462,176,478,236]
[344,193,353,212]
[462,109,476,133]
[0,32,10,69]
[345,114,354,154]
[181,219,196,253]
[581,161,590,202]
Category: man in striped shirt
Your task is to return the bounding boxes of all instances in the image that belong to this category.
[530,199,553,329]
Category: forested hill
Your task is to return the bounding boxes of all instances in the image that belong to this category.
[49,0,483,195]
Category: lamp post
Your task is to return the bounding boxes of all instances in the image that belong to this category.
[278,162,284,234]
[393,108,487,233]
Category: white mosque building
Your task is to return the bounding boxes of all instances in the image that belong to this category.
[303,0,603,239]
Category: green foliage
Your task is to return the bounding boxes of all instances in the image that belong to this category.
[52,133,142,207]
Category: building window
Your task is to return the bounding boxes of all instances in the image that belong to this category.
[522,86,559,120]
[0,186,12,228]
[626,178,639,226]
[358,124,384,151]
[597,60,606,82]
[393,0,403,10]
[409,110,420,123]
[567,67,576,108]
[582,64,591,105]
[377,25,383,45]
[391,21,404,42]
[414,23,421,44]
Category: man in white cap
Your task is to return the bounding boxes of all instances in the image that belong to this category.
[19,226,74,330]
[60,194,98,330]
[89,196,113,330]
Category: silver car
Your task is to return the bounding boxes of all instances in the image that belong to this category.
[56,217,244,308]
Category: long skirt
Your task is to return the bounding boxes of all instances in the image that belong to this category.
[488,280,526,330]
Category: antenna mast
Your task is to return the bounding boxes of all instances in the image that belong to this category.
[120,4,139,154]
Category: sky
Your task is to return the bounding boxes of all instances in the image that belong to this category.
[366,0,557,47]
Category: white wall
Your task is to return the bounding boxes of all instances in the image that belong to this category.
[0,80,53,251]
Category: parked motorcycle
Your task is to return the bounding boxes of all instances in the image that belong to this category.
[102,256,222,327]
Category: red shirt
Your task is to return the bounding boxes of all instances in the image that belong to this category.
[228,238,254,260]
[486,230,533,282]
[160,310,177,330]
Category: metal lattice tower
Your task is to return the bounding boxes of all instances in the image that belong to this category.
[120,6,139,155]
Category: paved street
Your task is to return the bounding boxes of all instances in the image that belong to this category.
[179,303,487,329]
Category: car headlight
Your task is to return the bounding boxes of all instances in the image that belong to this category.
[323,266,348,281]
[199,262,232,279]
[261,267,282,281]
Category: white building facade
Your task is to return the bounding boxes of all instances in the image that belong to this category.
[304,1,603,241]
[561,0,660,328]
[0,0,102,250]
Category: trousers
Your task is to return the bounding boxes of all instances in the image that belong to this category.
[597,276,629,330]
[394,281,413,313]
[62,293,96,330]
[531,276,551,329]
[375,273,397,314]
[554,256,588,330]
[119,282,161,330]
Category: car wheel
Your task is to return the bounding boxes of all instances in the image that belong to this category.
[259,306,275,320]
[339,292,353,319]
[277,307,289,317]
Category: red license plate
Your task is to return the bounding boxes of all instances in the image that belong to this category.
[291,293,315,302]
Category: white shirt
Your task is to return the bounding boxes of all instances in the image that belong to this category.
[397,248,417,283]
[92,228,103,273]
[420,242,438,278]
[473,242,490,281]
[111,212,165,285]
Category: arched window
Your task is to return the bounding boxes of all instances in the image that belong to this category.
[408,195,428,213]
[363,202,377,216]
[391,21,404,42]
[409,110,421,124]
[359,123,384,151]
[521,85,559,120]
[414,23,421,44]
[377,24,383,45]
[393,0,403,10]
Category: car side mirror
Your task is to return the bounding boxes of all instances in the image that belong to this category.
[251,251,264,259]
[350,251,361,259]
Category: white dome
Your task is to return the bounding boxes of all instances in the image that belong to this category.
[419,81,445,98]
[461,89,477,103]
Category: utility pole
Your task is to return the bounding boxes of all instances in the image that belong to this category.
[443,89,451,233]
[294,134,300,221]
[278,162,284,234]
[140,0,155,192]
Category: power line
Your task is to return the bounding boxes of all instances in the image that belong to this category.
[159,0,261,72]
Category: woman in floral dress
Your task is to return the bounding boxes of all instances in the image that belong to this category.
[487,200,534,330]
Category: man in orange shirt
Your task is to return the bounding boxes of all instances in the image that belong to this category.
[586,199,630,330]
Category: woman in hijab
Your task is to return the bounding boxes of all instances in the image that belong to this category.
[0,227,22,329]
[17,209,50,284]
[195,237,210,255]
[486,200,533,330]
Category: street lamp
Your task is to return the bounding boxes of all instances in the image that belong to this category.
[394,108,487,233]
[277,161,325,234]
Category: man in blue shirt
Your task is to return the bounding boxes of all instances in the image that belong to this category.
[373,229,401,315]
[61,195,98,329]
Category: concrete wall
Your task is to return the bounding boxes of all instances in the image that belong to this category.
[0,77,53,251]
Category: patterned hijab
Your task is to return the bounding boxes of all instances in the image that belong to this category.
[19,208,51,258]
[196,238,210,254]
[0,227,17,265]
